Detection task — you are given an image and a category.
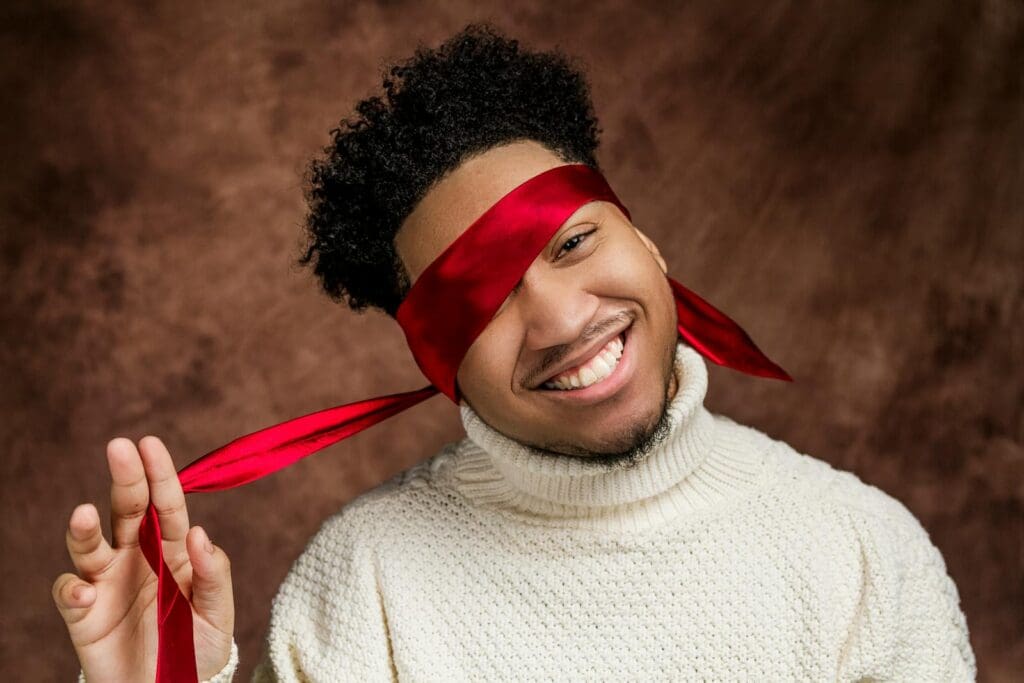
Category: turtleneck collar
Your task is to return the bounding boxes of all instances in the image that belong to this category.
[448,340,776,532]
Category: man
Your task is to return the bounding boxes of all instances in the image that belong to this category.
[53,23,976,681]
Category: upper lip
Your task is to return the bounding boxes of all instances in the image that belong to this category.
[533,322,630,389]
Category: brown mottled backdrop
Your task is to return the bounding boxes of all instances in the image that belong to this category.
[2,0,1020,680]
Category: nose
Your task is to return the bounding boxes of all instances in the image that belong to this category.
[517,268,599,351]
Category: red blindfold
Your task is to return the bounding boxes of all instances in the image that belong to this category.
[142,163,793,682]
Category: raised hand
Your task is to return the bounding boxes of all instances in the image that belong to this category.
[53,436,234,682]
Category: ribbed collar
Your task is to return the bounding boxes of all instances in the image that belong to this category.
[450,341,773,532]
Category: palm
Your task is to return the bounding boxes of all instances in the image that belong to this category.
[54,436,234,682]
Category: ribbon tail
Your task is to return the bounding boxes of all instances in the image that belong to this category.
[178,385,440,493]
[140,504,200,683]
[141,384,439,683]
[667,275,793,382]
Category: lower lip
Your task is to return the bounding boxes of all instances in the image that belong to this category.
[535,325,635,406]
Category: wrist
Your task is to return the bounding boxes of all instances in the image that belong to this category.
[203,639,239,683]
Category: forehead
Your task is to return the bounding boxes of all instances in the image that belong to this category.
[395,140,579,284]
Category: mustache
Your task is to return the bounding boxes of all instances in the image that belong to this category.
[529,311,632,387]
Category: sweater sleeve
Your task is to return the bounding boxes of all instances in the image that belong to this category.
[890,529,977,680]
[76,639,238,683]
[206,639,239,682]
[249,504,398,683]
[836,493,977,681]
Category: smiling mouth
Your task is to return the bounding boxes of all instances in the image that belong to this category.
[534,323,632,393]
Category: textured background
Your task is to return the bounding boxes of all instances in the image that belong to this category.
[2,1,1021,680]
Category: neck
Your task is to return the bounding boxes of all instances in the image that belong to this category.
[448,341,773,532]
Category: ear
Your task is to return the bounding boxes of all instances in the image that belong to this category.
[631,225,668,275]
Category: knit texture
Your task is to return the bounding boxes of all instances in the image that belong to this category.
[208,341,975,681]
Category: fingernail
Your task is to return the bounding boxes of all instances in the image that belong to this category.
[201,529,214,554]
[72,584,83,600]
[78,585,95,602]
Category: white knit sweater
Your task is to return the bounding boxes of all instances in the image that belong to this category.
[205,341,976,682]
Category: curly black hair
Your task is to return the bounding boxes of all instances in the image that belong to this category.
[295,22,604,318]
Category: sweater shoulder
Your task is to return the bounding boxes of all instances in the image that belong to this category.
[767,436,932,546]
[304,440,462,554]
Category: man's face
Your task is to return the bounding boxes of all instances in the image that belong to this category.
[395,140,679,461]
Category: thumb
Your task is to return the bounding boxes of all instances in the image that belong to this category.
[52,573,97,629]
[186,525,234,634]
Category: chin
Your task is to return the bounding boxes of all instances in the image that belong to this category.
[541,395,666,458]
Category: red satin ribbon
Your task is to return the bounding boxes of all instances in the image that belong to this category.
[141,163,792,682]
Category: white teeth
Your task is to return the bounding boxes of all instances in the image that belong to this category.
[542,333,625,391]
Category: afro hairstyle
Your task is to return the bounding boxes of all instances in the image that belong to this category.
[296,21,605,318]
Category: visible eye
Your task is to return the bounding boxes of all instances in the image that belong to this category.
[556,227,598,260]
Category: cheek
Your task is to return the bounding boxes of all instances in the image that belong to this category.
[602,245,676,339]
[595,242,664,298]
[456,326,519,404]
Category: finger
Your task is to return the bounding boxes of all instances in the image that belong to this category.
[187,526,234,636]
[138,435,190,546]
[52,573,97,627]
[66,503,116,579]
[107,437,149,548]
